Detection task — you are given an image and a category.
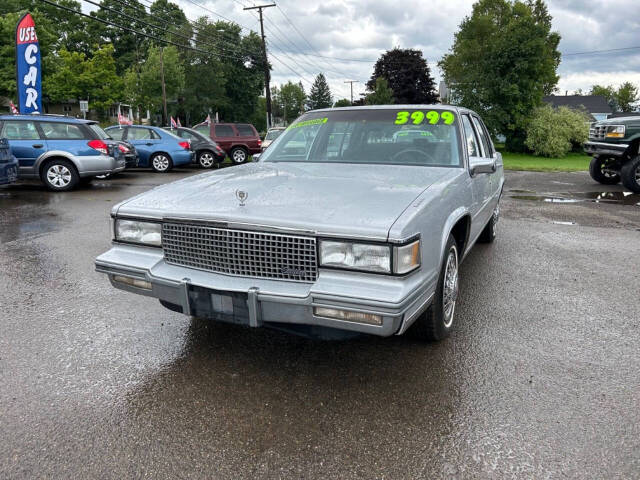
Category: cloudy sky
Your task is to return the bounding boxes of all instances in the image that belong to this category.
[150,0,640,101]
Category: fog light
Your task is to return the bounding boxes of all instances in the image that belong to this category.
[313,307,383,326]
[112,275,152,290]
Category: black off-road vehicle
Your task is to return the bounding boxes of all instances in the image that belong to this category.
[584,116,640,192]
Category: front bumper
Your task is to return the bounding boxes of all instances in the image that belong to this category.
[95,244,435,337]
[584,141,629,157]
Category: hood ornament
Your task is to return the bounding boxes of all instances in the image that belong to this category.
[235,189,248,206]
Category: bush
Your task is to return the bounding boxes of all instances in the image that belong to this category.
[525,105,589,157]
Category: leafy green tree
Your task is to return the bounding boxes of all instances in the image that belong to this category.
[250,96,267,133]
[615,82,639,112]
[124,45,184,123]
[307,73,332,110]
[590,84,618,111]
[365,77,394,105]
[367,48,437,104]
[333,98,351,107]
[525,104,588,157]
[272,82,306,123]
[439,0,561,151]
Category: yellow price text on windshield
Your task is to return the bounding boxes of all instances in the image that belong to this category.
[394,111,456,125]
[290,117,328,129]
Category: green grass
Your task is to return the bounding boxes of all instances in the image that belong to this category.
[500,151,591,172]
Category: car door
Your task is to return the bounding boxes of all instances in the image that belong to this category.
[461,113,492,240]
[126,127,160,166]
[0,119,46,177]
[213,124,235,153]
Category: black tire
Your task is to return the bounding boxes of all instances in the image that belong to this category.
[621,156,640,193]
[478,202,499,243]
[230,147,248,164]
[150,153,173,173]
[41,159,79,191]
[198,150,216,169]
[410,235,459,342]
[589,156,620,185]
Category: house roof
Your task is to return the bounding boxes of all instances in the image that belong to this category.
[543,95,612,114]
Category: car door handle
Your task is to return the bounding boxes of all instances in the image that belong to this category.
[32,144,43,148]
[145,142,153,146]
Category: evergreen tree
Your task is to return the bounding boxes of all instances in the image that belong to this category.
[307,73,333,110]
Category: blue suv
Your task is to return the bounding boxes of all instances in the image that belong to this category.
[105,125,194,172]
[0,138,19,186]
[0,115,126,191]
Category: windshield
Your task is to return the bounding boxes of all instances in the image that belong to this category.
[88,123,111,140]
[265,129,284,141]
[260,108,463,167]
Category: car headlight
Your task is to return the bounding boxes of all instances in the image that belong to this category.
[319,239,420,274]
[606,125,625,138]
[114,218,162,246]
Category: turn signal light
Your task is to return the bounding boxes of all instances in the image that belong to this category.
[112,275,152,290]
[313,307,383,326]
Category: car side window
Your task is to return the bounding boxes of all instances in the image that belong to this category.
[478,119,495,157]
[107,128,124,140]
[128,128,154,140]
[461,114,480,157]
[215,125,235,137]
[39,122,85,140]
[236,124,254,136]
[471,116,491,158]
[1,120,40,140]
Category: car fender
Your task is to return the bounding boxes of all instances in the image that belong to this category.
[441,206,471,262]
[34,150,79,175]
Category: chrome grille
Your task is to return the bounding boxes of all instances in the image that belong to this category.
[589,124,606,140]
[162,223,318,282]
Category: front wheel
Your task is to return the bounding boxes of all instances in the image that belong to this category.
[230,147,248,164]
[410,235,459,342]
[151,153,173,173]
[621,156,640,193]
[589,156,620,185]
[198,150,216,169]
[41,159,79,191]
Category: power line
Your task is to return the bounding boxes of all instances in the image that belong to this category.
[563,46,640,56]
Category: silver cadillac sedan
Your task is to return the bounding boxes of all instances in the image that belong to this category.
[95,106,503,341]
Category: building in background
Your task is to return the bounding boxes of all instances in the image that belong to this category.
[542,95,612,122]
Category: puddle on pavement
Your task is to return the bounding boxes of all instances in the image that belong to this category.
[509,191,640,206]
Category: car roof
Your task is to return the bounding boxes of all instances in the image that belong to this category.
[0,114,95,124]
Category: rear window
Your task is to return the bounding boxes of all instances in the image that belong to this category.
[215,125,235,137]
[87,123,110,140]
[194,125,210,137]
[39,122,86,140]
[236,124,255,137]
[107,128,124,140]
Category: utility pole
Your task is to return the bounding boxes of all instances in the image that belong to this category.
[244,3,275,129]
[344,80,358,105]
[160,46,168,126]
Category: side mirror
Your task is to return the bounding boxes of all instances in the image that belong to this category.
[469,156,496,175]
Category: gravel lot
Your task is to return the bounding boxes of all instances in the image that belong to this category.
[1,168,639,479]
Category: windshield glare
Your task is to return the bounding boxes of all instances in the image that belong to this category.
[260,109,462,167]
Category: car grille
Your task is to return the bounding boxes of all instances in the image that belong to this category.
[589,124,606,141]
[162,223,318,282]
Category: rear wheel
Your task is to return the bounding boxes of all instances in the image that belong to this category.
[198,150,216,169]
[589,156,620,185]
[230,147,248,164]
[621,156,640,193]
[41,159,79,191]
[410,235,459,342]
[151,153,173,173]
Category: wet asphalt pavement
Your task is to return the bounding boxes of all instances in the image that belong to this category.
[1,168,639,479]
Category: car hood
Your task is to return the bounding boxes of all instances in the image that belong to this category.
[116,162,456,239]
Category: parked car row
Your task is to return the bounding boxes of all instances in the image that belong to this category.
[0,114,269,191]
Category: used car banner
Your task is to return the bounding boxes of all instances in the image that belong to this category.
[15,13,42,114]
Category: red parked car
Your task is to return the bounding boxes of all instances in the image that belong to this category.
[194,123,261,164]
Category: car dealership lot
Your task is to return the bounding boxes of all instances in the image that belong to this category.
[1,169,639,479]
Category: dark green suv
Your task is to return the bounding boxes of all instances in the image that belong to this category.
[584,116,640,192]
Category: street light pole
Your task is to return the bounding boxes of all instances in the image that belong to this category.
[244,3,276,129]
[160,46,168,126]
[344,80,358,105]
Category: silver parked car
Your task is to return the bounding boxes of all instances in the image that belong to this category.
[95,106,503,341]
